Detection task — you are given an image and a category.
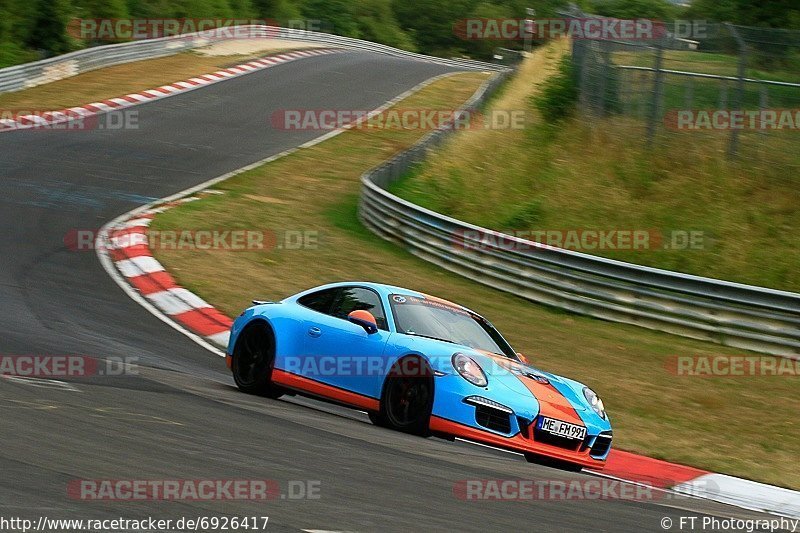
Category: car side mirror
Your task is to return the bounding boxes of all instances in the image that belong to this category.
[517,352,530,364]
[348,310,378,334]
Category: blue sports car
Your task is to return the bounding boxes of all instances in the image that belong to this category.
[226,282,612,471]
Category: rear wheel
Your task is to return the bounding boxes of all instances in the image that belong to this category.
[232,322,283,399]
[373,360,433,436]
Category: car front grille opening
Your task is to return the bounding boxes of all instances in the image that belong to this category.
[590,433,613,457]
[474,405,512,433]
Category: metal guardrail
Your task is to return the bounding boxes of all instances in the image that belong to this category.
[0,26,506,94]
[358,74,800,358]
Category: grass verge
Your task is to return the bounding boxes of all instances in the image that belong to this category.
[0,45,317,111]
[390,44,800,292]
[149,46,799,489]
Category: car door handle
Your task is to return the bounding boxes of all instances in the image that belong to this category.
[308,327,322,338]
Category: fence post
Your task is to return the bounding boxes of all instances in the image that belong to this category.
[726,23,748,158]
[759,84,769,142]
[718,81,728,108]
[646,42,664,147]
[578,41,592,113]
[597,43,609,117]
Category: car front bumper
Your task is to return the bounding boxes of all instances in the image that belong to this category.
[431,373,611,468]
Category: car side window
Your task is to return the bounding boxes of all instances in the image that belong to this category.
[297,288,338,316]
[331,287,388,331]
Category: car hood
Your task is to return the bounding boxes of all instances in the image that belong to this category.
[395,335,609,428]
[472,352,590,412]
[465,350,611,431]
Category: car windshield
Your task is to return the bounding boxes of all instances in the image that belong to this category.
[389,294,516,358]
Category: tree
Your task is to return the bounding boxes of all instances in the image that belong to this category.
[589,0,679,20]
[687,0,800,29]
[392,0,479,55]
[462,1,516,58]
[301,0,359,37]
[352,0,416,50]
[73,0,130,18]
[0,0,42,65]
[248,0,301,21]
[26,0,73,55]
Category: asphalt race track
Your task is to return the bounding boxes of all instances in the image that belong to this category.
[0,51,784,532]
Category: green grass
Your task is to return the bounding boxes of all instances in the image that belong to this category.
[148,44,800,490]
[390,49,800,293]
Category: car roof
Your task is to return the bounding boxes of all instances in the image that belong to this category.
[299,281,476,315]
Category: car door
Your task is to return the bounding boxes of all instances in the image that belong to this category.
[300,286,390,400]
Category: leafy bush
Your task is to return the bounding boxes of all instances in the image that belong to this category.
[532,55,578,122]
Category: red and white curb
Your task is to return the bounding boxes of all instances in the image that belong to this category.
[100,195,234,352]
[0,48,339,132]
[593,450,800,518]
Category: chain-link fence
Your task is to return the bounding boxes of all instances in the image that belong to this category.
[569,16,800,157]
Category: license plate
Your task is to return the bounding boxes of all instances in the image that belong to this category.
[538,417,586,440]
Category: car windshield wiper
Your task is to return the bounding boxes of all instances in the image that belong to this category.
[404,332,509,357]
[404,332,458,345]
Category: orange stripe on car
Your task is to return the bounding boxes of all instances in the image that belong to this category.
[272,369,380,411]
[482,352,584,427]
[517,375,584,426]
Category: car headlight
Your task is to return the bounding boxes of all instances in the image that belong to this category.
[452,353,488,387]
[583,387,606,419]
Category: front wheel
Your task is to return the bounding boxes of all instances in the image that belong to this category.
[232,322,284,399]
[373,372,433,436]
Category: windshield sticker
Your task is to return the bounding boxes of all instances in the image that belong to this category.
[390,294,470,316]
